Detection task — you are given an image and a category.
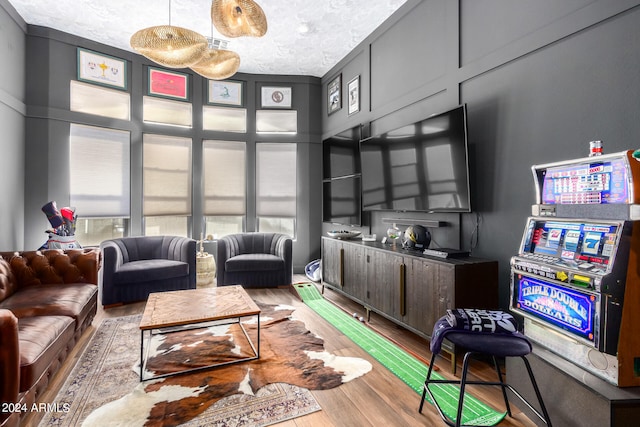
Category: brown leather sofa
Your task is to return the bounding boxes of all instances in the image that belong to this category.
[0,249,99,427]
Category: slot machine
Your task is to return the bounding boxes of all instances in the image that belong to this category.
[510,150,640,387]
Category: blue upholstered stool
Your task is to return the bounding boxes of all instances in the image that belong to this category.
[419,311,552,427]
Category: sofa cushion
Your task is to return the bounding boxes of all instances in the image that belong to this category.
[0,283,97,330]
[225,254,284,272]
[17,315,75,392]
[113,259,189,284]
[0,257,17,303]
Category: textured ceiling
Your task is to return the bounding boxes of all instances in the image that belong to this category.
[8,0,407,77]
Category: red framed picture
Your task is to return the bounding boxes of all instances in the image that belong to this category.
[148,67,189,101]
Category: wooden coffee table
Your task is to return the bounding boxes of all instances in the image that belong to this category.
[139,285,261,381]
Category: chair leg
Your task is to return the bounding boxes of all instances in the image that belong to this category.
[521,356,553,427]
[492,355,513,416]
[419,352,439,413]
[455,351,475,427]
[420,350,551,427]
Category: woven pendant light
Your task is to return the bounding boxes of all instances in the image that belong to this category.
[211,0,268,38]
[130,25,208,68]
[191,49,241,80]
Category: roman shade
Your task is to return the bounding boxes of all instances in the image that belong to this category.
[69,124,130,217]
[256,143,296,217]
[203,140,246,216]
[143,134,192,216]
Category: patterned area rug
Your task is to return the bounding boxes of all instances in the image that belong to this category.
[181,382,319,427]
[39,302,369,426]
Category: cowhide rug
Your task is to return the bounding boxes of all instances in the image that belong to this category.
[42,302,371,427]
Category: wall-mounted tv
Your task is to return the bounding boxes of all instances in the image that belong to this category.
[360,104,471,213]
[322,126,361,179]
[322,176,362,226]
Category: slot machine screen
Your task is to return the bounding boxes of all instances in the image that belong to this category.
[540,157,631,205]
[521,219,619,270]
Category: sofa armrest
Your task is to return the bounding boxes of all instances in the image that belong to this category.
[169,237,196,287]
[273,234,291,258]
[167,237,195,263]
[99,241,125,290]
[216,237,230,286]
[0,309,20,426]
[274,234,293,278]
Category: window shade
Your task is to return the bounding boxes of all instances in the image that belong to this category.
[69,124,130,217]
[70,81,131,120]
[203,140,246,215]
[143,96,192,128]
[256,143,296,217]
[143,134,192,216]
[203,106,247,133]
[256,110,297,134]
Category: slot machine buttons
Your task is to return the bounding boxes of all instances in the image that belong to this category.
[556,271,569,282]
[572,274,592,288]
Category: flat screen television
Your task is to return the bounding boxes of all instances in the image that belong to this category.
[360,104,471,213]
[322,126,361,179]
[322,176,362,225]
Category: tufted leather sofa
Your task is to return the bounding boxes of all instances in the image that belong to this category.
[0,249,99,427]
[216,233,292,288]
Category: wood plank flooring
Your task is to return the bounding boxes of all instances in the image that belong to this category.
[26,275,540,427]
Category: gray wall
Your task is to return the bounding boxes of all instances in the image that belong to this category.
[322,0,640,307]
[18,25,322,272]
[0,0,26,250]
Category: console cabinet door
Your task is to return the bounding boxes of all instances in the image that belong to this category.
[321,239,367,301]
[403,258,453,337]
[343,244,367,300]
[366,249,403,319]
[403,257,434,334]
[321,238,343,287]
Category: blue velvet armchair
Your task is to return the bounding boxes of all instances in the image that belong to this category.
[216,233,292,288]
[99,236,196,306]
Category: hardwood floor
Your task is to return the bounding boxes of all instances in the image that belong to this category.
[27,275,540,427]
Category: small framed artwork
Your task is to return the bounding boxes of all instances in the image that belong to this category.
[208,80,243,106]
[327,74,341,115]
[261,86,292,108]
[77,48,127,90]
[148,67,189,101]
[347,75,360,115]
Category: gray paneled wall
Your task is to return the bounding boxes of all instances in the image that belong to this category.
[17,24,322,272]
[322,0,640,307]
[0,0,26,250]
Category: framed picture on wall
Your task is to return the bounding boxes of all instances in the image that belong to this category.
[261,86,292,108]
[77,48,127,90]
[148,67,189,101]
[327,74,342,115]
[347,75,360,115]
[208,80,243,106]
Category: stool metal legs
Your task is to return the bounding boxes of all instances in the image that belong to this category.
[512,355,553,427]
[418,352,438,415]
[419,352,552,427]
[491,355,513,417]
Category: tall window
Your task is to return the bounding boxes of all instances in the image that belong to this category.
[203,140,246,238]
[143,134,192,236]
[256,143,297,237]
[69,124,130,246]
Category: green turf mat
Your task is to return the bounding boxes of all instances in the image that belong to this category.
[294,282,506,426]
